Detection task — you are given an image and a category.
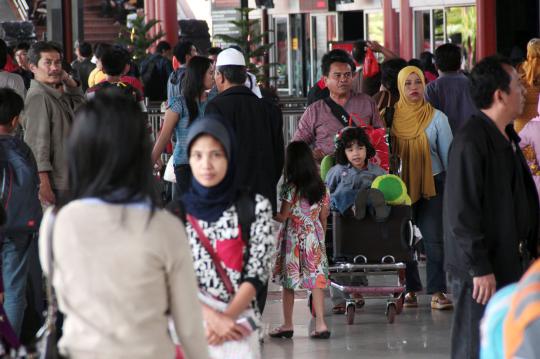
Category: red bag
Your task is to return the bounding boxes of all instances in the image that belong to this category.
[349,114,389,171]
[362,48,380,78]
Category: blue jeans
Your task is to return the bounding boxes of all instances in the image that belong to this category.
[412,173,447,294]
[2,233,34,336]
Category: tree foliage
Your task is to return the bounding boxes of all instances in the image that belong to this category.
[117,16,166,64]
[214,8,275,84]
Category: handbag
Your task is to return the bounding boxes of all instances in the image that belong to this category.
[324,97,390,171]
[163,157,177,183]
[187,214,236,295]
[362,48,380,78]
[34,210,66,359]
[186,215,260,358]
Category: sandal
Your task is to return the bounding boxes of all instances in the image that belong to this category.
[431,292,453,310]
[269,327,294,338]
[403,292,418,308]
[332,304,346,315]
[310,330,331,339]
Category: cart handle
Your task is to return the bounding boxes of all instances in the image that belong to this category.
[381,255,396,264]
[353,255,368,264]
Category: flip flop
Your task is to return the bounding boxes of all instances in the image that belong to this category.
[310,330,331,339]
[269,328,294,338]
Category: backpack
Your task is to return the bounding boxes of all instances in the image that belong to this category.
[166,190,256,246]
[480,260,540,359]
[92,81,141,103]
[480,283,517,359]
[141,56,169,101]
[503,260,540,359]
[0,138,42,236]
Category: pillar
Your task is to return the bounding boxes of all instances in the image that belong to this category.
[476,0,497,60]
[144,0,155,38]
[399,0,413,60]
[383,0,399,56]
[160,0,178,47]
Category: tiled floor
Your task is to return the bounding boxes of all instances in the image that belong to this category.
[261,265,453,358]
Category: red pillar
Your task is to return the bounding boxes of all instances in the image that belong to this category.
[160,0,178,47]
[399,0,413,60]
[476,0,497,60]
[144,0,155,37]
[62,0,73,63]
[383,0,399,56]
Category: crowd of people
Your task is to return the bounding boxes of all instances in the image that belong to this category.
[0,32,539,359]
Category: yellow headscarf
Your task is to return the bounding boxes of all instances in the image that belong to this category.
[519,38,540,87]
[391,66,436,203]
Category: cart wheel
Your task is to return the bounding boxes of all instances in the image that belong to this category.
[308,293,316,318]
[386,304,397,324]
[346,304,355,325]
[395,294,404,314]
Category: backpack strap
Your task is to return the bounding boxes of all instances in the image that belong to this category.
[235,189,256,244]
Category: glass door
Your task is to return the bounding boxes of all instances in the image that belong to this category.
[310,13,338,85]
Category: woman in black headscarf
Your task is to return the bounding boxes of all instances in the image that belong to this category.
[182,115,275,358]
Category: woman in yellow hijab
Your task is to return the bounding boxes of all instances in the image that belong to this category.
[516,38,540,132]
[392,66,454,310]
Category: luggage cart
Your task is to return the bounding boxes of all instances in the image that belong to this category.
[310,205,413,325]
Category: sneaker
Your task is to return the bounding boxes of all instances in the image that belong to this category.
[367,188,391,221]
[354,190,369,220]
[403,292,418,308]
[431,292,453,310]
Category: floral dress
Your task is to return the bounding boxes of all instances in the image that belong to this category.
[273,184,330,290]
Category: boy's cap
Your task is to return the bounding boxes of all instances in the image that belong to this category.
[216,48,245,67]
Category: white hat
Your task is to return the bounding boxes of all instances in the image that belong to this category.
[215,48,246,67]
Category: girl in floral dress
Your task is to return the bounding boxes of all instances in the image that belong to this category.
[270,141,331,339]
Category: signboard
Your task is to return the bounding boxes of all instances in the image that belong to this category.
[211,0,241,46]
[211,0,241,10]
[299,0,336,11]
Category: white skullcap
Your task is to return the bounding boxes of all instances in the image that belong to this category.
[215,48,246,67]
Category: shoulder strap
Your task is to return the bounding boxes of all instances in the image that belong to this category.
[235,190,256,244]
[324,97,350,127]
[187,214,235,295]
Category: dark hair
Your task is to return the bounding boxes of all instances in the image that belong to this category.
[434,43,462,72]
[156,41,171,54]
[321,49,356,76]
[0,88,24,125]
[78,41,93,58]
[66,89,158,207]
[93,42,112,60]
[284,141,326,205]
[0,39,7,69]
[408,58,423,70]
[182,56,213,125]
[27,41,63,66]
[470,55,513,109]
[15,42,30,52]
[217,65,247,85]
[207,47,222,56]
[173,41,195,64]
[352,40,367,63]
[101,47,128,76]
[420,51,437,74]
[335,127,376,166]
[380,58,407,96]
